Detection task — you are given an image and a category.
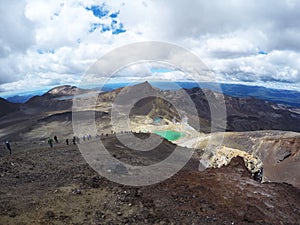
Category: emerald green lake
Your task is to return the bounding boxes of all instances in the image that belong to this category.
[153,130,184,141]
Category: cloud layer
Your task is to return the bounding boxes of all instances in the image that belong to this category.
[0,0,299,92]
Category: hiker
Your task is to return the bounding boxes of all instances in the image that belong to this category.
[54,135,58,143]
[5,141,11,156]
[66,138,69,145]
[83,135,86,141]
[72,136,76,145]
[48,138,54,148]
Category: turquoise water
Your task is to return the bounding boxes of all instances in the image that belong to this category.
[153,130,184,141]
[154,117,162,123]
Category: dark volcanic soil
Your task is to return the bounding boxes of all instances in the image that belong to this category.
[0,134,299,225]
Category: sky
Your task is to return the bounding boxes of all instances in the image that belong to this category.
[0,0,300,94]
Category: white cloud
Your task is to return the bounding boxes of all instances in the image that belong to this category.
[0,0,300,93]
[205,50,300,85]
[0,0,35,57]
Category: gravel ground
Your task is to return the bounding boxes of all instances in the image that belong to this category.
[0,134,299,225]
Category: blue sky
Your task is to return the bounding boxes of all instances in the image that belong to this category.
[0,0,300,94]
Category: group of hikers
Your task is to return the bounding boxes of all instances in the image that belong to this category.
[2,131,135,155]
[47,134,94,148]
[46,131,135,148]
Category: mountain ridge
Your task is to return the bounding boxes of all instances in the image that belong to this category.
[2,82,300,132]
[3,82,300,107]
[0,82,299,189]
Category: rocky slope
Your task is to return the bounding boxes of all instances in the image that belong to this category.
[0,97,19,118]
[203,146,263,174]
[0,134,299,224]
[24,85,90,112]
[3,82,300,133]
[185,87,300,132]
[96,82,300,132]
[193,130,300,188]
[1,81,300,224]
[1,82,299,187]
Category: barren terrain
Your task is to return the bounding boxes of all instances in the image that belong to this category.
[0,134,299,225]
[1,83,300,224]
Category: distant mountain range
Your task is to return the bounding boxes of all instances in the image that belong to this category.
[6,94,35,103]
[1,82,299,190]
[3,82,300,107]
[123,82,300,132]
[1,83,300,134]
[182,82,300,108]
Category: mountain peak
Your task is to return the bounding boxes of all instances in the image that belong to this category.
[46,85,78,97]
[136,81,156,90]
[120,81,155,93]
[135,81,152,88]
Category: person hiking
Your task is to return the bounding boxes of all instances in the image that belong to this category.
[72,136,76,145]
[66,138,69,145]
[5,141,11,156]
[48,138,54,148]
[54,135,58,143]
